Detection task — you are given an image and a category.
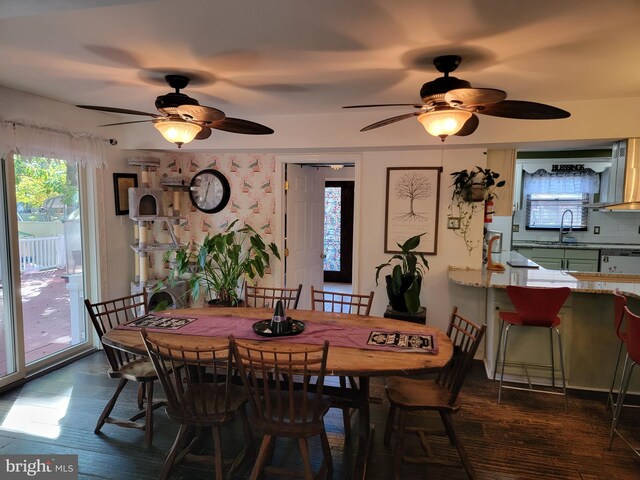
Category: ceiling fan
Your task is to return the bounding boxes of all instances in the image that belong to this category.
[77,74,274,148]
[343,55,570,142]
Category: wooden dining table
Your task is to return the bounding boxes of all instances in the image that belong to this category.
[101,306,453,479]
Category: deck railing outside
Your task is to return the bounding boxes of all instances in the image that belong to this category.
[19,235,66,272]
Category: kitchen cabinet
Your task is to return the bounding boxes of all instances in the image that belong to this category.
[514,247,599,272]
[486,149,516,216]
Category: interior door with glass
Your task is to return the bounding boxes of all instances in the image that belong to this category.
[323,181,354,283]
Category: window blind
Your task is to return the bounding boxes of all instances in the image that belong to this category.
[526,193,589,229]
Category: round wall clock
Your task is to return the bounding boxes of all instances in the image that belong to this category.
[189,169,231,213]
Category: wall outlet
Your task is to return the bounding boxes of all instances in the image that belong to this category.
[512,224,520,233]
[447,217,461,230]
[594,226,600,234]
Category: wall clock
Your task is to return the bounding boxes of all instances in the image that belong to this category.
[189,169,231,213]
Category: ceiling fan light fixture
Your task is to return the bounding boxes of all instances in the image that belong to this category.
[153,119,202,148]
[417,110,472,141]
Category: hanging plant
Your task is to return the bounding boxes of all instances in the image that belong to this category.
[449,167,505,254]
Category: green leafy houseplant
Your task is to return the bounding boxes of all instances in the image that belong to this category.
[164,220,280,306]
[449,167,505,253]
[375,233,429,314]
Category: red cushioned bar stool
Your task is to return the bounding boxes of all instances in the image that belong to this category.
[606,290,628,413]
[608,305,640,456]
[493,286,571,411]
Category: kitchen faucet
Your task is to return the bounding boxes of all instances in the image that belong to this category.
[559,209,574,243]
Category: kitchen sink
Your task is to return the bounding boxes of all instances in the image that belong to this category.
[569,272,640,283]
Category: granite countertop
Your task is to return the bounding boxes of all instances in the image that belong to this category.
[512,241,640,251]
[448,251,640,298]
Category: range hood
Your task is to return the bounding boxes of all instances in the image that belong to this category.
[589,138,640,211]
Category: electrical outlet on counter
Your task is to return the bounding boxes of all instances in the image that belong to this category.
[594,226,600,234]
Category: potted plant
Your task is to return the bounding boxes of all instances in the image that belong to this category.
[164,220,280,306]
[375,233,429,314]
[449,167,505,253]
[450,166,505,202]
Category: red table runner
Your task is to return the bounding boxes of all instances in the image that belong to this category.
[116,312,438,355]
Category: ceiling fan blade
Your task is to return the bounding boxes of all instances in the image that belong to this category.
[360,112,421,132]
[445,88,507,107]
[76,105,159,117]
[194,126,212,140]
[210,117,274,135]
[475,100,570,119]
[344,103,425,109]
[176,104,225,123]
[454,114,479,136]
[98,119,156,127]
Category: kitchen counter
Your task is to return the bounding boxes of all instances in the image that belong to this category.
[449,251,640,298]
[512,240,640,250]
[449,250,640,392]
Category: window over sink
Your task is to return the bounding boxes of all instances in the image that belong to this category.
[513,155,612,231]
[523,168,599,230]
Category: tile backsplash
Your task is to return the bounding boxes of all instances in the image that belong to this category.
[512,209,640,245]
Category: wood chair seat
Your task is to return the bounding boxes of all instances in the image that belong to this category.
[256,392,331,431]
[167,383,247,424]
[108,357,157,380]
[385,376,461,413]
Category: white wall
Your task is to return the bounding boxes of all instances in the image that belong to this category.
[357,148,487,332]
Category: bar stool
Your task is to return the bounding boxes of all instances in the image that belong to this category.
[493,286,571,411]
[606,290,628,413]
[608,305,640,456]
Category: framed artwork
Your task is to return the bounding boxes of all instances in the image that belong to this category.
[384,167,441,254]
[113,173,138,216]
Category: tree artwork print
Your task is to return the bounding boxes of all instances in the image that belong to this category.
[394,173,432,221]
[384,167,441,254]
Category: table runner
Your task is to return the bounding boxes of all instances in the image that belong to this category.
[116,312,438,354]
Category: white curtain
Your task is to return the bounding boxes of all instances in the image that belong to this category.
[523,168,600,196]
[0,121,109,167]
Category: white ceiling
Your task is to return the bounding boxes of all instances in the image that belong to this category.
[1,0,640,149]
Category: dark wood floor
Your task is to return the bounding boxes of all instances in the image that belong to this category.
[0,352,637,479]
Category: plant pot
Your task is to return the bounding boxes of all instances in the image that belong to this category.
[463,185,486,202]
[385,274,421,313]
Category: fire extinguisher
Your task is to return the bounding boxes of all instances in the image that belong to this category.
[484,198,494,223]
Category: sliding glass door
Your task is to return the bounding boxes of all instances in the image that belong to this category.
[0,158,19,383]
[0,154,88,387]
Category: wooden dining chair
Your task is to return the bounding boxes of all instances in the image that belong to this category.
[310,286,374,315]
[310,285,375,437]
[383,307,486,480]
[244,282,303,309]
[232,337,332,480]
[141,331,253,480]
[84,290,162,447]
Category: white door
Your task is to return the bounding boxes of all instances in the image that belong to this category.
[286,165,325,310]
